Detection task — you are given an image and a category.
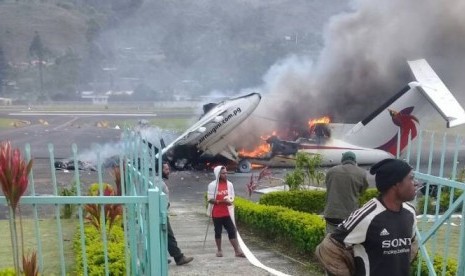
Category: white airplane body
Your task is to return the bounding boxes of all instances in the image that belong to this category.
[161,92,261,169]
[237,59,465,172]
[242,138,393,169]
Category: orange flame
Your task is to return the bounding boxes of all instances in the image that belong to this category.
[239,143,271,158]
[308,116,331,128]
[238,131,276,158]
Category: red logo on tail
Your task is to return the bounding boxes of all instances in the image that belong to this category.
[377,107,419,155]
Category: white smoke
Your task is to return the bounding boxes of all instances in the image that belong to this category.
[76,126,180,166]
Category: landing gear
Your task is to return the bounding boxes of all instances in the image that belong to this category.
[237,159,252,173]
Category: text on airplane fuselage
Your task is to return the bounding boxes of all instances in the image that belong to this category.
[196,107,242,146]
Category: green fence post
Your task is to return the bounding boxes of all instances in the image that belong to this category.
[148,188,164,275]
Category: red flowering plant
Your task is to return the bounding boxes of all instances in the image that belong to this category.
[111,165,123,196]
[246,166,272,197]
[85,184,123,231]
[0,141,33,211]
[22,250,39,276]
[85,166,123,232]
[0,141,34,274]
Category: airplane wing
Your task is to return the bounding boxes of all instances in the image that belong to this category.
[408,59,465,127]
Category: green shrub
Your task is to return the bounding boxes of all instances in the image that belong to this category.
[359,188,379,206]
[284,168,305,191]
[60,184,77,218]
[258,188,379,215]
[235,197,325,253]
[88,182,114,196]
[259,190,326,214]
[416,187,463,214]
[0,268,15,276]
[74,224,126,275]
[295,153,325,186]
[411,254,457,276]
[284,153,325,190]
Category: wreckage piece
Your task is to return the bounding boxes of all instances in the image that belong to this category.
[266,136,299,156]
[54,160,97,171]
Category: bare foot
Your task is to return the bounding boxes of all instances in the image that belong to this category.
[216,251,223,257]
[235,252,246,258]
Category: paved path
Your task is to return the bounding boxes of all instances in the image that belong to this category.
[166,201,317,276]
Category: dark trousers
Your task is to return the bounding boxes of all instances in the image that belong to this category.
[212,216,237,239]
[167,218,183,261]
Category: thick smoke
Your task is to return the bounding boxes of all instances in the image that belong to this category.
[234,0,465,149]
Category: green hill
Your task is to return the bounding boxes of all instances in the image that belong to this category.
[0,2,88,63]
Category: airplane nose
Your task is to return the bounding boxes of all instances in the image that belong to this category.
[250,93,261,106]
[249,92,261,101]
[243,92,261,99]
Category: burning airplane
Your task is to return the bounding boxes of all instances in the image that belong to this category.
[161,92,262,170]
[235,59,465,172]
[54,60,465,173]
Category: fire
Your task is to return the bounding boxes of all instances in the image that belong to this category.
[238,132,275,158]
[308,116,331,128]
[238,117,332,158]
[238,143,271,158]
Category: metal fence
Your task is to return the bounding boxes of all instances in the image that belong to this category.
[0,131,168,275]
[403,130,465,276]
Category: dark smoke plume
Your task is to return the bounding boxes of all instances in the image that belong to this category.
[233,0,465,149]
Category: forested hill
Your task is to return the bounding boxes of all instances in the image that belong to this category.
[0,0,347,101]
[0,2,88,63]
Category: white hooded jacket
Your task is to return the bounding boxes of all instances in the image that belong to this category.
[206,165,235,218]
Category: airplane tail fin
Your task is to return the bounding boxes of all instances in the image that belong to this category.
[343,59,465,155]
[408,59,465,127]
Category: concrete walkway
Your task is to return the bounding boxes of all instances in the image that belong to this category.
[166,202,317,276]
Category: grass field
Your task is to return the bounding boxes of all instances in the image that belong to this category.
[113,117,193,131]
[0,218,77,275]
[418,217,462,260]
[9,104,196,113]
[0,118,20,130]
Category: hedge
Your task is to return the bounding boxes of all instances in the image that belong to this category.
[258,188,380,214]
[253,189,458,275]
[411,254,457,276]
[235,197,325,254]
[258,190,326,214]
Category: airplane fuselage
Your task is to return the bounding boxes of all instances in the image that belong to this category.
[162,93,261,168]
[242,137,393,168]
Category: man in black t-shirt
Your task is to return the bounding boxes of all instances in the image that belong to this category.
[330,159,418,276]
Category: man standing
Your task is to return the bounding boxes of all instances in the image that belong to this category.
[324,151,369,234]
[161,162,194,265]
[316,158,418,276]
[206,166,245,258]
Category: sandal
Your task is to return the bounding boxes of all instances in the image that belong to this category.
[235,252,246,258]
[216,251,223,257]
